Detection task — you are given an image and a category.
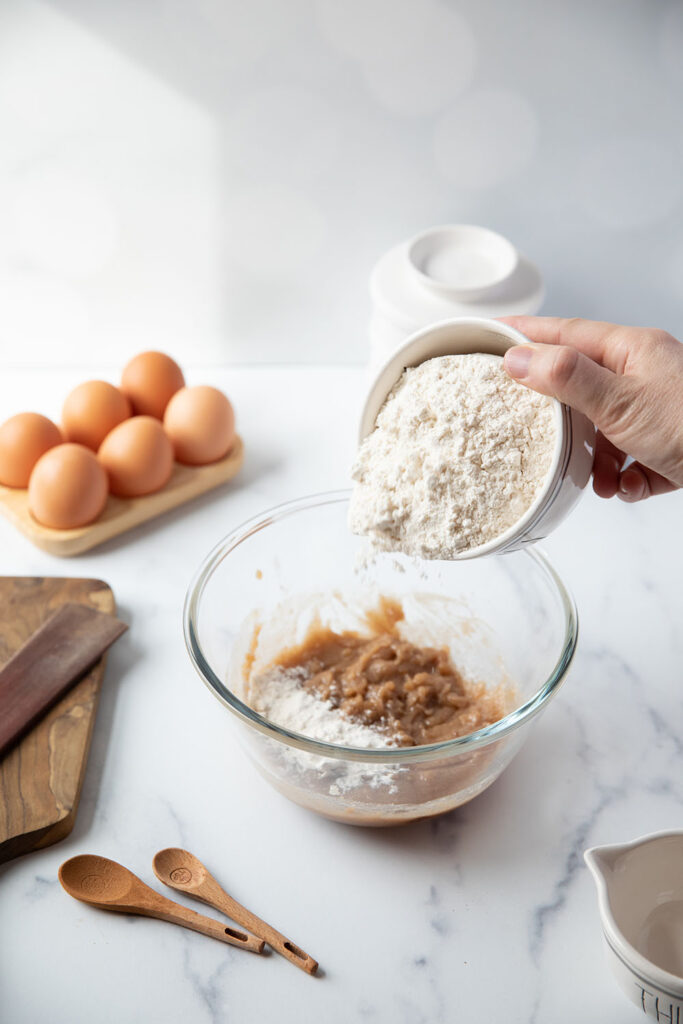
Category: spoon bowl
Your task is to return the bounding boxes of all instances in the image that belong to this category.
[154,846,209,889]
[59,854,264,953]
[153,847,318,975]
[59,854,136,906]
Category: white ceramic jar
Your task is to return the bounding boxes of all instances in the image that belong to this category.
[369,224,545,367]
[359,317,595,558]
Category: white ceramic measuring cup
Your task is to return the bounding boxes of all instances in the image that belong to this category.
[358,316,595,559]
[585,831,683,1020]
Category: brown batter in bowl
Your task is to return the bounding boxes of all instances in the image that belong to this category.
[187,493,578,825]
[272,598,508,747]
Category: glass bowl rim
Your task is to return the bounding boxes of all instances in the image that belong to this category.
[183,490,578,764]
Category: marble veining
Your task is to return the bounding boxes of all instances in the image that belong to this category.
[530,781,626,963]
[0,366,681,1023]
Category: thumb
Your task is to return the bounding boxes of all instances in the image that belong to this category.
[504,343,621,427]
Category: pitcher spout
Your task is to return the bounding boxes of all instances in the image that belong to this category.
[584,844,626,888]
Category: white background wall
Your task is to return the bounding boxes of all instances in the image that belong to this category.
[0,0,681,366]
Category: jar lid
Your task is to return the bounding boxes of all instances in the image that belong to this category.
[407,224,518,300]
[371,225,544,332]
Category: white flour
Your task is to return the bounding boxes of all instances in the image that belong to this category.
[251,665,396,749]
[349,353,557,557]
[242,590,512,803]
[250,664,400,796]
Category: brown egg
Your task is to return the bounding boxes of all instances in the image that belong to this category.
[62,380,131,451]
[28,444,108,529]
[163,385,235,465]
[121,351,185,419]
[98,416,174,497]
[0,412,62,488]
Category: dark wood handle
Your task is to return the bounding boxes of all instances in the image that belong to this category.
[0,602,127,759]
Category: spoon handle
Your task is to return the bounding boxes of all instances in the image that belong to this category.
[169,875,318,975]
[138,893,264,953]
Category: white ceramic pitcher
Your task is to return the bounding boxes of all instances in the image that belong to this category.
[585,831,683,1020]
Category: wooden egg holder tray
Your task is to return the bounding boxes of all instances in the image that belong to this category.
[0,435,244,556]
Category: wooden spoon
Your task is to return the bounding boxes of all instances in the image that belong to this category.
[59,854,264,953]
[153,847,318,976]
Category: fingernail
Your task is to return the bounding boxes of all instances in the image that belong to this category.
[617,468,645,502]
[504,347,533,380]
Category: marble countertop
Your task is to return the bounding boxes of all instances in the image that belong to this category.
[0,364,681,1024]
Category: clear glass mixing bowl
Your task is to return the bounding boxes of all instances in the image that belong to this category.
[184,491,578,826]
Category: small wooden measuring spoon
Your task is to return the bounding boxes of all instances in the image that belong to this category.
[153,848,318,975]
[59,855,264,953]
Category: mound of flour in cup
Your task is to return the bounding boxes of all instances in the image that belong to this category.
[349,353,557,557]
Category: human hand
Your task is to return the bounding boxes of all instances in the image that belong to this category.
[500,317,683,501]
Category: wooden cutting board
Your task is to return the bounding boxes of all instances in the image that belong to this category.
[0,434,243,556]
[0,577,117,864]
